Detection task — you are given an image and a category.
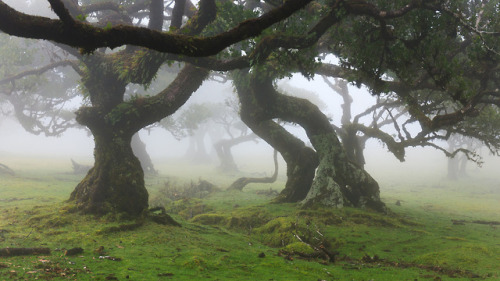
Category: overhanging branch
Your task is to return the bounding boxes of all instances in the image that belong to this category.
[0,0,313,55]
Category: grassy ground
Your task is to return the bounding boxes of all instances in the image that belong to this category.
[0,157,499,280]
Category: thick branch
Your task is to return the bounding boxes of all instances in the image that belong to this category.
[48,0,75,24]
[122,64,209,131]
[0,0,313,55]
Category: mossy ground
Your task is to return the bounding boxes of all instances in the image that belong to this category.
[0,157,499,280]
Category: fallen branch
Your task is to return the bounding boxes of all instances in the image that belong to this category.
[0,247,50,256]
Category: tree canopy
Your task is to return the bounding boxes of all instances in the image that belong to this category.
[1,0,499,217]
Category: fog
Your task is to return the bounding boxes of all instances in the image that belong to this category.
[1,0,500,190]
[2,70,500,187]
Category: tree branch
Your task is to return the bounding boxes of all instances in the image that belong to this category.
[0,60,79,87]
[47,0,76,24]
[0,0,313,55]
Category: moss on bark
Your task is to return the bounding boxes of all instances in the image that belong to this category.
[69,132,148,217]
[235,69,386,212]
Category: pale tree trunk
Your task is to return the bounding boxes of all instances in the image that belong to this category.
[132,133,157,175]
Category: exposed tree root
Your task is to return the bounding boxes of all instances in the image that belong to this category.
[149,206,182,227]
[228,149,278,191]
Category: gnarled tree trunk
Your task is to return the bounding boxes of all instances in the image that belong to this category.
[69,128,148,216]
[235,70,386,212]
[234,74,318,202]
[339,126,367,169]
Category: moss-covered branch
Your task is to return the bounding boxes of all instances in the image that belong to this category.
[0,0,313,55]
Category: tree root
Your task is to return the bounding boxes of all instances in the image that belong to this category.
[228,149,278,191]
[149,207,181,227]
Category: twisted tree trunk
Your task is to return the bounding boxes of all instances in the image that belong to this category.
[234,73,318,202]
[235,70,386,212]
[70,128,147,216]
[68,62,149,216]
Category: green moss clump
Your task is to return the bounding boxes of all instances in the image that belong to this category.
[254,217,305,247]
[27,213,71,229]
[283,242,317,255]
[226,206,273,230]
[296,209,343,225]
[163,198,213,220]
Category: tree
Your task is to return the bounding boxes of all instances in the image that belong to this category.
[2,0,499,217]
[0,0,316,217]
[211,97,259,173]
[0,33,81,136]
[0,32,161,175]
[321,77,406,168]
[231,0,500,210]
[233,67,386,211]
[319,0,500,165]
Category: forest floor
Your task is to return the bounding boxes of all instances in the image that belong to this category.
[0,157,499,280]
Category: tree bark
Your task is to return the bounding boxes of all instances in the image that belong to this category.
[447,156,459,180]
[214,140,239,173]
[67,56,150,216]
[339,127,367,168]
[236,70,386,212]
[234,71,318,202]
[69,129,148,217]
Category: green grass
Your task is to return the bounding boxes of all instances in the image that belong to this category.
[0,159,499,280]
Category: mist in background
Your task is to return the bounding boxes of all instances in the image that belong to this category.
[1,0,499,190]
[2,71,499,188]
